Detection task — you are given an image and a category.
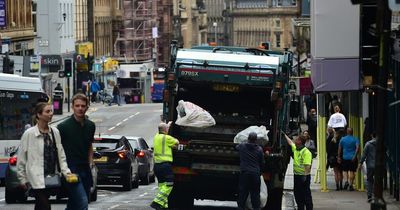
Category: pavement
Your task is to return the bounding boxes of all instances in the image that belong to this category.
[284,158,400,210]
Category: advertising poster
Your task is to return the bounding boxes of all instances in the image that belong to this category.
[0,0,6,28]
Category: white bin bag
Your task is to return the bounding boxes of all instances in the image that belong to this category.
[245,176,268,209]
[175,100,216,128]
[234,126,269,146]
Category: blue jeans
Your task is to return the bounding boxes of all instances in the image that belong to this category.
[65,164,92,210]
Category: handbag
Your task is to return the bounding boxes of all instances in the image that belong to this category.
[44,128,62,189]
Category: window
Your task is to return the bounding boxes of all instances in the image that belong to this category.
[275,33,281,48]
[275,19,280,28]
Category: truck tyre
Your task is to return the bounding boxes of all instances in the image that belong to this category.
[140,172,150,185]
[168,185,194,209]
[5,187,17,204]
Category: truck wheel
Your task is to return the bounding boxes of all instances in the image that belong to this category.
[168,186,194,209]
[90,187,98,202]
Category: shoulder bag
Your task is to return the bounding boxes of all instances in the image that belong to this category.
[44,128,62,188]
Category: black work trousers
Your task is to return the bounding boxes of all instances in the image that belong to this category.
[237,171,261,210]
[294,174,313,210]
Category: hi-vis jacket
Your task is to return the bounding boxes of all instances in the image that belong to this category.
[153,133,179,163]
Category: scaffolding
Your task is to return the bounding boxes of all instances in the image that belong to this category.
[114,0,157,62]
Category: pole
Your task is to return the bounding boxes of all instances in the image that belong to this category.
[102,59,105,85]
[67,77,70,113]
[371,0,390,209]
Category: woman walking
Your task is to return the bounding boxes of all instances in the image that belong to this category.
[327,129,343,190]
[16,102,71,210]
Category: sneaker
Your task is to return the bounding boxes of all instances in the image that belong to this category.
[343,182,349,190]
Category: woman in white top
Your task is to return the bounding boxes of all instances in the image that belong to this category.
[16,102,71,210]
[327,105,347,138]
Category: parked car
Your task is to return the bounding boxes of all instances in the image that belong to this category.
[5,148,99,204]
[126,136,155,185]
[93,135,140,190]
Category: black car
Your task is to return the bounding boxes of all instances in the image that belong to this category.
[126,136,155,185]
[5,148,99,203]
[93,135,140,190]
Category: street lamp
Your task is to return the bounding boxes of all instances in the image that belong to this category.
[101,56,106,85]
[213,22,218,45]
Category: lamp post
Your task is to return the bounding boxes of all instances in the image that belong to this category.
[213,22,218,45]
[101,56,106,85]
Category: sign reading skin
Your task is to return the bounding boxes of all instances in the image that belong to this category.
[41,55,62,67]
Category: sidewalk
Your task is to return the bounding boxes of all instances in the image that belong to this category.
[284,158,400,210]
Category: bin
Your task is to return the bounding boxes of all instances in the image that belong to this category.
[53,90,64,115]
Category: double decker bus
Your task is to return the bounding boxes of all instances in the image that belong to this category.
[0,73,48,183]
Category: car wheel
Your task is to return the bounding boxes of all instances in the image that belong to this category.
[90,187,98,202]
[122,168,133,191]
[132,174,139,189]
[5,187,17,204]
[150,173,156,183]
[140,172,150,185]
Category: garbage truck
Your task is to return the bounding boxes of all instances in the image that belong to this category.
[162,41,294,209]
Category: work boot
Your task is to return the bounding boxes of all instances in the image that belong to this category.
[343,181,349,190]
[150,202,163,210]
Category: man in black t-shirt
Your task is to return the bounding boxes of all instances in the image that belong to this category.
[58,93,95,210]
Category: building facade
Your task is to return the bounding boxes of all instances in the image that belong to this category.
[157,0,173,68]
[203,0,227,45]
[0,0,35,56]
[173,0,207,48]
[75,0,88,43]
[226,0,299,49]
[88,0,122,58]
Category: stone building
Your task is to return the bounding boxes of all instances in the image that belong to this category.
[172,0,207,48]
[212,0,300,49]
[0,0,35,56]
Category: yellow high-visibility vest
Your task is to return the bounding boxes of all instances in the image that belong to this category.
[153,133,178,163]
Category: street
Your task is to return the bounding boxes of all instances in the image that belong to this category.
[0,103,241,210]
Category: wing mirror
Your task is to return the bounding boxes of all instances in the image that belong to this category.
[9,151,16,157]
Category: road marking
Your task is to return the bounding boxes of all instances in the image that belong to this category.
[122,118,128,122]
[109,204,120,209]
[139,192,148,197]
[108,126,116,131]
[152,186,158,190]
[108,112,139,131]
[0,199,4,202]
[116,122,122,126]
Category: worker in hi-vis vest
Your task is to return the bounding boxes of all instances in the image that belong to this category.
[150,122,179,210]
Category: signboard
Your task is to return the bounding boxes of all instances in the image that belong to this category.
[0,0,6,28]
[76,42,93,57]
[41,55,62,67]
[152,27,158,38]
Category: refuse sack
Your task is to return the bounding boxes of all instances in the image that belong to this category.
[175,100,216,128]
[234,126,269,146]
[245,176,268,210]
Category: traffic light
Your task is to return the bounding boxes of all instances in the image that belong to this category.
[64,59,73,77]
[2,54,14,74]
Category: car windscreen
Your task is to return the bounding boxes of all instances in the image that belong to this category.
[128,140,139,149]
[93,139,123,150]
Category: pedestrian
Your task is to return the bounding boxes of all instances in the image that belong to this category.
[283,132,313,210]
[16,102,71,210]
[236,132,265,210]
[306,108,317,147]
[57,93,96,210]
[55,83,63,91]
[358,132,376,202]
[111,84,121,106]
[327,105,347,139]
[327,129,343,191]
[303,130,316,159]
[337,128,359,191]
[90,79,101,102]
[150,122,179,210]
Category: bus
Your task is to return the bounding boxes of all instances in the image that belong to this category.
[0,73,48,182]
[150,68,165,102]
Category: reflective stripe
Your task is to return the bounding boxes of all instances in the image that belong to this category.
[154,153,172,157]
[162,134,166,156]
